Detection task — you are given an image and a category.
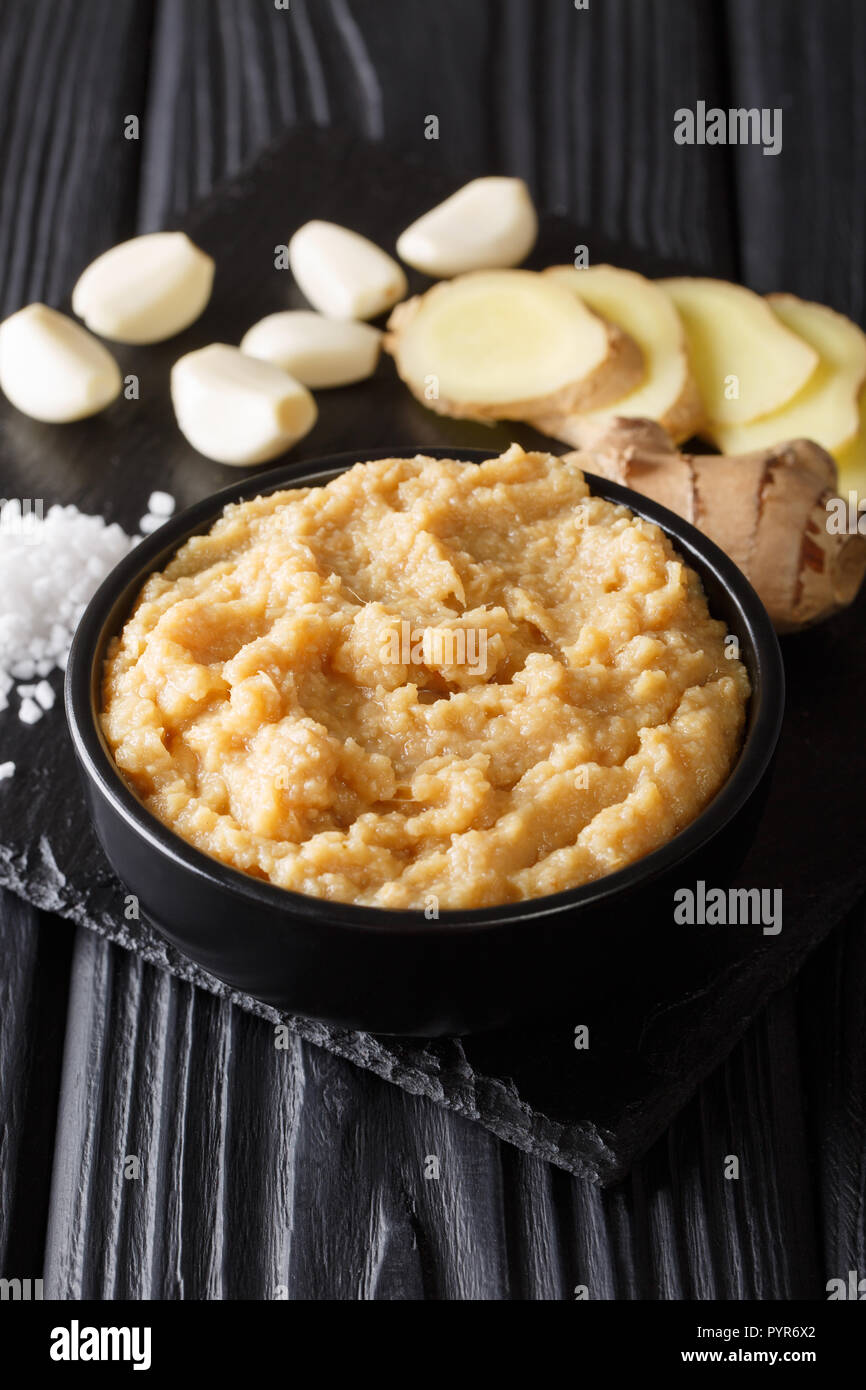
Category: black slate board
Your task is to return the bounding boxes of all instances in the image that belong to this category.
[1,126,864,1185]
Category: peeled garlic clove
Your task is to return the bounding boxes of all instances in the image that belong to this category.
[288,221,407,321]
[0,303,121,422]
[170,344,317,466]
[72,231,214,344]
[240,311,382,388]
[396,177,538,278]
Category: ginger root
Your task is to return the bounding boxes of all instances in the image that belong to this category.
[534,264,705,444]
[713,295,866,457]
[565,417,866,632]
[659,277,818,428]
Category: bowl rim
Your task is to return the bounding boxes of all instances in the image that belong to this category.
[65,444,785,935]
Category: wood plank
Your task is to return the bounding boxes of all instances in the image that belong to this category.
[797,903,866,1294]
[725,0,866,1290]
[45,930,832,1299]
[0,0,152,314]
[29,925,836,1294]
[0,0,153,1294]
[0,894,72,1284]
[726,0,866,312]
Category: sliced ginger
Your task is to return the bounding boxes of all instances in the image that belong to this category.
[835,386,866,500]
[531,264,704,444]
[660,277,818,427]
[713,295,866,457]
[384,269,643,422]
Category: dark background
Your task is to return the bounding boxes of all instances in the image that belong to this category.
[1,0,864,1299]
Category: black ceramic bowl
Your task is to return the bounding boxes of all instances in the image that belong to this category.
[66,447,785,1035]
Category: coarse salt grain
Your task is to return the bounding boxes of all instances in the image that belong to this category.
[0,760,14,781]
[138,513,165,534]
[147,490,175,516]
[18,697,42,725]
[34,679,55,710]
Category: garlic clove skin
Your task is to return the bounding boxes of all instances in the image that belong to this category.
[0,303,121,422]
[396,178,538,278]
[72,231,215,344]
[171,344,317,466]
[288,221,407,321]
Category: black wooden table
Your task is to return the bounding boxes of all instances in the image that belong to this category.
[1,0,864,1301]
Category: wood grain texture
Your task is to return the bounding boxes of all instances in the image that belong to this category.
[726,0,866,312]
[0,0,151,314]
[0,0,152,1298]
[798,903,866,1290]
[0,894,72,1285]
[0,0,862,1299]
[724,0,866,1296]
[42,921,843,1300]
